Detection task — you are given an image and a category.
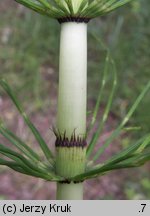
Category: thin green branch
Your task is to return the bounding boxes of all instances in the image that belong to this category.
[83,0,134,18]
[64,0,74,15]
[0,143,60,181]
[0,79,54,163]
[71,135,150,181]
[0,143,45,172]
[0,157,57,180]
[100,135,150,167]
[15,0,65,18]
[0,158,30,175]
[87,52,109,134]
[77,0,89,14]
[14,0,135,19]
[0,124,41,163]
[87,53,117,157]
[37,0,51,9]
[15,0,50,15]
[92,81,150,162]
[54,0,70,15]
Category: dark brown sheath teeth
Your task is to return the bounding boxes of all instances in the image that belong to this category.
[55,135,87,148]
[58,17,90,24]
[59,179,84,184]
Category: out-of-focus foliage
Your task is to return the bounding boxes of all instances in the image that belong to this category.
[125,176,150,199]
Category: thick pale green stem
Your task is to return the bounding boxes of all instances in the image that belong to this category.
[56,22,87,200]
[57,183,83,200]
[57,22,87,138]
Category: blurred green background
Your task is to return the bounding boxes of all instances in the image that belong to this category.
[0,0,150,199]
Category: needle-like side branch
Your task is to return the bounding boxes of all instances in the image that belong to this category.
[14,0,135,21]
[92,81,150,162]
[0,80,54,162]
